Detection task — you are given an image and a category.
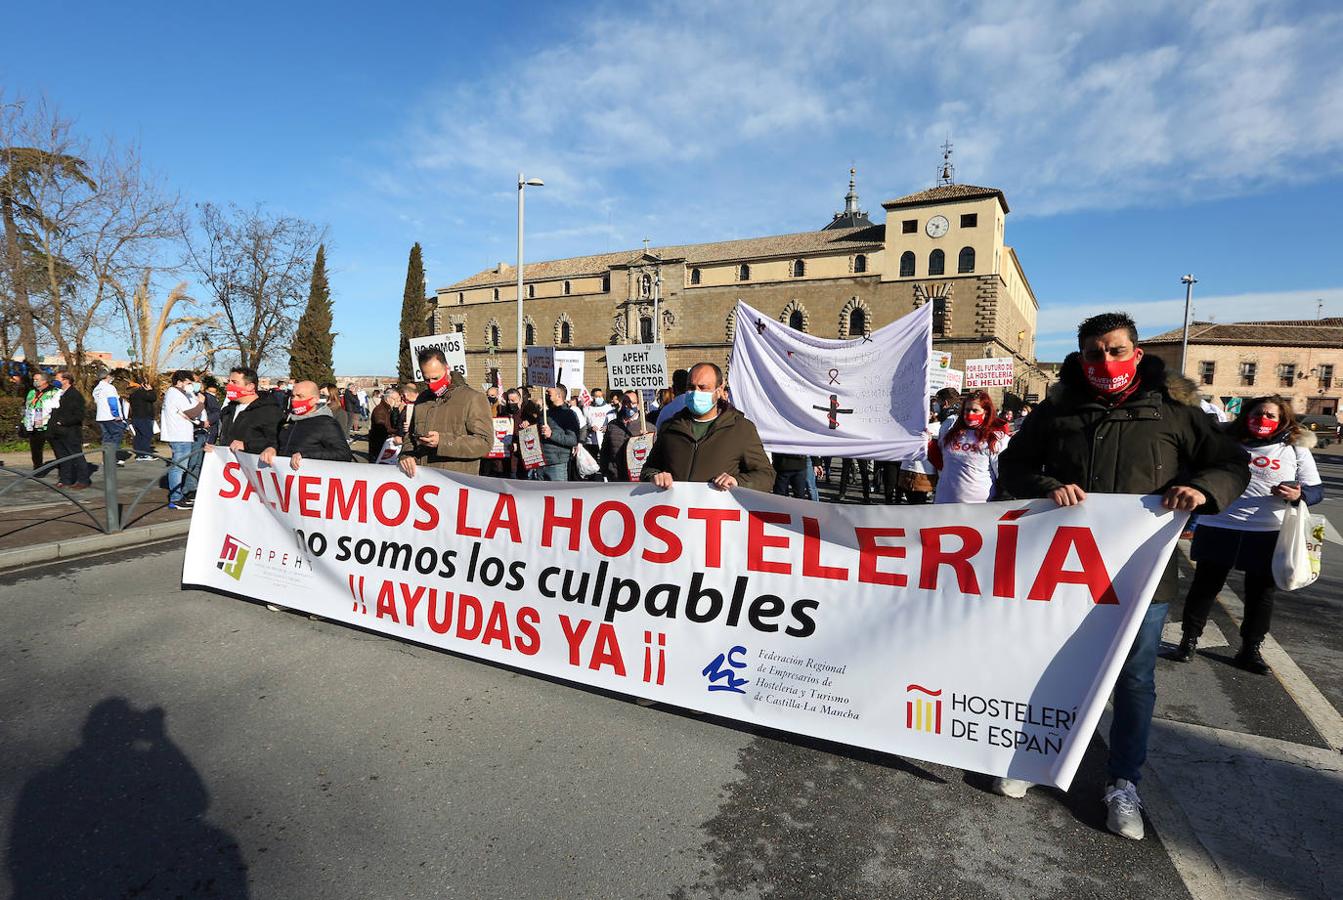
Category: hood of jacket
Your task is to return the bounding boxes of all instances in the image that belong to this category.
[1050,351,1200,409]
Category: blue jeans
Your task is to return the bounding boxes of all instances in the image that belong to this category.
[167,441,194,503]
[185,433,207,495]
[1108,601,1168,784]
[539,462,569,482]
[99,420,126,452]
[772,468,817,500]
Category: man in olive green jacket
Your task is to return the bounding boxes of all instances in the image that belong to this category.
[398,350,493,477]
[641,362,775,492]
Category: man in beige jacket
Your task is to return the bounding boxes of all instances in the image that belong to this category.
[398,349,493,477]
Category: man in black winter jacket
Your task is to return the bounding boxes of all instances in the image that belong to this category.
[991,311,1250,842]
[215,366,284,454]
[259,381,354,468]
[48,370,93,488]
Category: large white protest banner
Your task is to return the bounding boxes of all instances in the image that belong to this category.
[606,343,669,390]
[183,450,1187,789]
[408,332,468,381]
[964,357,1016,389]
[730,300,932,461]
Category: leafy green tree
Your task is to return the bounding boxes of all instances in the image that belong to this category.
[398,242,426,382]
[289,244,335,383]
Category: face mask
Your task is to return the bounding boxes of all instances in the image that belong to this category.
[622,407,638,421]
[963,411,985,427]
[1247,415,1278,437]
[1084,355,1139,395]
[428,373,451,395]
[225,384,247,401]
[688,390,717,416]
[291,396,317,416]
[592,397,606,407]
[504,402,518,414]
[192,382,203,393]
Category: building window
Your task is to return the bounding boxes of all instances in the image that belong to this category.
[792,259,805,277]
[639,316,654,343]
[853,254,867,273]
[454,323,464,334]
[960,213,978,228]
[738,263,751,281]
[848,308,866,336]
[957,246,975,274]
[527,284,535,299]
[602,273,610,292]
[458,292,464,304]
[1278,363,1296,388]
[1321,364,1335,389]
[902,219,917,234]
[1240,361,1257,386]
[788,309,805,331]
[690,267,701,285]
[493,288,499,301]
[899,251,915,277]
[560,320,572,344]
[928,249,945,276]
[525,322,535,345]
[490,323,501,347]
[932,298,948,336]
[563,280,571,296]
[1199,361,1215,385]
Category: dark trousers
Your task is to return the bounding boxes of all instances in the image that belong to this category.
[28,431,47,470]
[839,458,871,502]
[131,417,155,455]
[773,467,815,500]
[48,427,92,486]
[879,461,901,504]
[1181,561,1277,645]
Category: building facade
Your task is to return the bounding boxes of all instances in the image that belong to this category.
[431,174,1049,401]
[1143,319,1343,417]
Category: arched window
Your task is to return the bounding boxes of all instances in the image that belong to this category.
[848,308,866,336]
[932,298,948,335]
[853,254,867,274]
[560,320,572,344]
[958,247,975,274]
[640,273,652,298]
[525,322,535,345]
[527,284,535,299]
[690,267,701,285]
[788,309,805,331]
[639,316,654,343]
[458,292,464,304]
[928,249,945,276]
[490,323,501,347]
[454,322,465,334]
[899,251,915,277]
[738,263,751,281]
[792,259,805,277]
[601,273,610,292]
[493,288,500,301]
[563,280,571,295]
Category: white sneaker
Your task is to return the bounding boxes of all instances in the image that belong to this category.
[1104,779,1145,840]
[992,777,1034,798]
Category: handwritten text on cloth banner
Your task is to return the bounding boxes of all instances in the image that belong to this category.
[182,450,1187,789]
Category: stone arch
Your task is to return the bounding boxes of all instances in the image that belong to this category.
[485,317,502,349]
[522,315,537,345]
[553,312,574,345]
[779,299,810,333]
[725,307,739,342]
[838,296,872,339]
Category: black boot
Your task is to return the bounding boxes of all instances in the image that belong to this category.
[1235,641,1269,675]
[1172,633,1198,662]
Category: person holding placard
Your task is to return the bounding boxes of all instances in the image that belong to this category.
[537,383,581,481]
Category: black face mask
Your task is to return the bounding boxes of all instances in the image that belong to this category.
[504,402,518,414]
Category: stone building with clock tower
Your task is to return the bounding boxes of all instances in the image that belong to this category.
[432,170,1050,403]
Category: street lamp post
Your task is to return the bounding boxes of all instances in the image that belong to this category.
[516,173,544,388]
[1179,274,1197,375]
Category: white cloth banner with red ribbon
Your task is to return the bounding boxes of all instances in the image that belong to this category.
[182,450,1187,789]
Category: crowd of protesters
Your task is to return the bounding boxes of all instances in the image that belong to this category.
[4,310,1328,844]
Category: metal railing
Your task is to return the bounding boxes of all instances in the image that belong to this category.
[0,445,200,534]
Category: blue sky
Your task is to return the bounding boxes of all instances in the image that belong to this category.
[8,0,1343,372]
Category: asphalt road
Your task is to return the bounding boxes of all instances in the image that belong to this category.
[0,465,1340,899]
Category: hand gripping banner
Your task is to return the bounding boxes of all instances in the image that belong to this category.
[183,450,1188,789]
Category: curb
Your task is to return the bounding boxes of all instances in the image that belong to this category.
[0,518,191,572]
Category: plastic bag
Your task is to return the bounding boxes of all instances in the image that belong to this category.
[1273,502,1323,591]
[573,444,600,478]
[375,438,401,465]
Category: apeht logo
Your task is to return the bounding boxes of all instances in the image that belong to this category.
[217,534,251,581]
[906,684,943,734]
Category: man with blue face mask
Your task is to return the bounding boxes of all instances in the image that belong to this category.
[640,362,774,492]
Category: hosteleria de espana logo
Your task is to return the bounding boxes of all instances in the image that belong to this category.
[906,684,943,734]
[217,534,251,580]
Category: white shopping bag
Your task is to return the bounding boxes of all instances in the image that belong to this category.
[375,438,401,465]
[1272,502,1324,591]
[573,444,600,478]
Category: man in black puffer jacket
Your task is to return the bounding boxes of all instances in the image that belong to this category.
[259,381,354,468]
[992,311,1249,841]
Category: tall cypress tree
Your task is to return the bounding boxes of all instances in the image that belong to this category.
[289,244,335,383]
[398,242,426,383]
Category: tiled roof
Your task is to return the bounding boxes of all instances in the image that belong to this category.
[1144,320,1343,347]
[881,184,1008,213]
[440,224,886,291]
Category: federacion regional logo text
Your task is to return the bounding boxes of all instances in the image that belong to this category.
[217,534,251,580]
[906,684,943,734]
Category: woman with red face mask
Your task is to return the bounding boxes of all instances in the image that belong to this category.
[1175,396,1324,673]
[928,390,1011,503]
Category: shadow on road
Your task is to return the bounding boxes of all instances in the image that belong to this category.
[6,697,249,899]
